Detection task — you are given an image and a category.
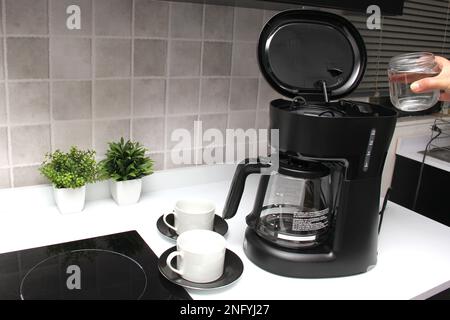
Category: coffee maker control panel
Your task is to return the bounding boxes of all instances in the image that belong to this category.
[363,129,377,172]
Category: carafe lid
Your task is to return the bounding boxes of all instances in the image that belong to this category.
[279,157,330,179]
[258,10,367,100]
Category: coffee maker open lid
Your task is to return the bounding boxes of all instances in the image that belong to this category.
[258,10,367,100]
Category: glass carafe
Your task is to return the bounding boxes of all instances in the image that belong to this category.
[255,162,332,249]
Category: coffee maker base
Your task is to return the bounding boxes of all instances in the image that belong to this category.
[243,228,377,278]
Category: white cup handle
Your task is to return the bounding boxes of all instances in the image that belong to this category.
[163,211,177,232]
[166,251,184,276]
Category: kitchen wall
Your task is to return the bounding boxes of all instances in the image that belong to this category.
[0,0,281,188]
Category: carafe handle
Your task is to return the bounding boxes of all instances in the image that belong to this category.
[222,158,270,219]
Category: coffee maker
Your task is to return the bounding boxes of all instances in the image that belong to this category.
[222,10,397,278]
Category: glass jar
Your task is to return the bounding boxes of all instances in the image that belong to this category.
[388,52,440,112]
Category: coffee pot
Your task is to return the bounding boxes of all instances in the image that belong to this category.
[225,156,333,249]
[222,10,397,278]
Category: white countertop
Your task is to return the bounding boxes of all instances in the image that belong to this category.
[396,135,450,172]
[1,165,450,300]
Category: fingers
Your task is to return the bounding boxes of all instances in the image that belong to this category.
[434,56,450,69]
[411,76,450,93]
[439,92,450,101]
[410,56,450,92]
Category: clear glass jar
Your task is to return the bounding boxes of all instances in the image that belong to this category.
[388,52,440,112]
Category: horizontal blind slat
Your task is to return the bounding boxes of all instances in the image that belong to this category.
[408,0,450,9]
[382,19,447,30]
[403,8,449,20]
[406,2,450,14]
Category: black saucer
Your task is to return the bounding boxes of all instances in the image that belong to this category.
[158,246,244,290]
[157,214,228,241]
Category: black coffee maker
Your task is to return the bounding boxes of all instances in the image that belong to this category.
[223,10,397,278]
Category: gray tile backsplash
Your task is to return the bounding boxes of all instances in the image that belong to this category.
[234,7,263,41]
[204,5,233,40]
[13,165,47,187]
[133,79,166,117]
[94,119,130,154]
[232,42,259,77]
[94,80,131,118]
[94,0,132,36]
[0,41,4,80]
[95,39,131,78]
[199,113,227,135]
[5,0,48,35]
[50,0,93,36]
[7,38,49,79]
[256,111,270,130]
[135,0,169,37]
[258,78,282,110]
[170,2,202,39]
[0,168,10,189]
[0,0,279,188]
[9,82,50,124]
[132,117,165,151]
[11,125,51,165]
[52,81,92,120]
[230,78,258,111]
[166,114,196,150]
[0,87,6,125]
[134,39,167,76]
[228,111,256,130]
[202,42,232,76]
[0,127,9,166]
[200,78,230,113]
[169,40,201,76]
[148,152,164,171]
[167,78,199,114]
[51,38,91,79]
[53,120,92,152]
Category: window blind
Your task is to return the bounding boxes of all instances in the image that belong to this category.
[344,0,450,97]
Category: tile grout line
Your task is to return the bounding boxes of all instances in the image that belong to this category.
[255,11,264,130]
[1,108,241,127]
[163,2,172,170]
[195,3,206,166]
[130,0,135,140]
[3,74,259,82]
[2,0,14,187]
[0,141,166,170]
[0,33,258,43]
[91,0,96,152]
[226,6,237,132]
[48,0,54,154]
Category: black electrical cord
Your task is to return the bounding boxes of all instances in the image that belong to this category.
[412,124,442,211]
[378,187,391,234]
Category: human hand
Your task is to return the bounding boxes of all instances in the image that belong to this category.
[410,56,450,101]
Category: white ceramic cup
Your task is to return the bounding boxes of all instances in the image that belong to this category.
[163,199,215,235]
[166,229,226,283]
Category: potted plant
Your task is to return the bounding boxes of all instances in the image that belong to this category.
[40,147,101,214]
[100,138,154,206]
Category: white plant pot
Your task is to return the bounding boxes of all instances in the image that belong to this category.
[53,186,86,214]
[110,179,143,206]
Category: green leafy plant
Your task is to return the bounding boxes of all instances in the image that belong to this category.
[40,147,101,189]
[100,138,154,182]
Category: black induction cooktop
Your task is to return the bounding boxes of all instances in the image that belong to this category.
[0,231,191,300]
